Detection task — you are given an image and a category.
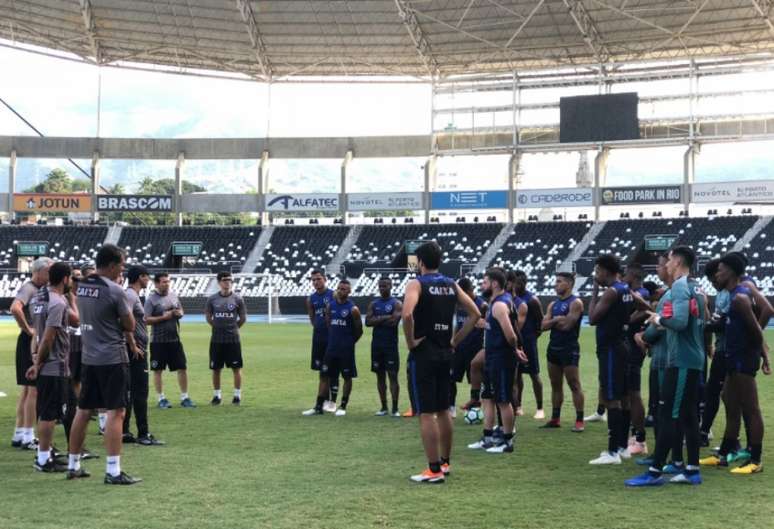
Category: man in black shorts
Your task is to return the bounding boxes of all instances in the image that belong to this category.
[403,241,480,483]
[540,272,585,432]
[451,277,486,415]
[303,270,337,414]
[67,244,140,484]
[10,256,51,450]
[145,273,195,408]
[68,268,84,398]
[365,278,402,417]
[123,265,164,446]
[25,262,79,472]
[206,271,247,406]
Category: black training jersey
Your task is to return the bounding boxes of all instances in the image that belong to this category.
[413,273,457,350]
[595,280,634,349]
[371,296,399,352]
[485,292,514,356]
[548,295,581,353]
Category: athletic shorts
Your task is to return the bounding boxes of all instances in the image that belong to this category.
[547,346,580,368]
[626,337,647,367]
[209,342,243,370]
[69,345,82,383]
[79,363,129,411]
[36,375,76,422]
[407,347,452,415]
[659,367,701,420]
[597,342,627,401]
[15,332,34,387]
[322,351,357,380]
[311,340,327,371]
[150,341,187,371]
[371,346,399,374]
[626,362,643,392]
[481,353,516,404]
[451,347,477,382]
[517,338,540,375]
[725,351,760,376]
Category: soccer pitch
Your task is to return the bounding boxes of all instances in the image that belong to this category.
[2,322,773,529]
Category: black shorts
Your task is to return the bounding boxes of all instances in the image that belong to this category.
[69,345,82,383]
[481,354,516,403]
[725,351,760,376]
[210,342,243,370]
[547,346,580,368]
[626,336,647,367]
[597,342,627,401]
[451,347,478,383]
[79,363,129,411]
[322,351,357,380]
[517,338,540,375]
[407,353,451,415]
[36,375,76,422]
[626,362,643,392]
[371,346,399,374]
[311,340,327,371]
[150,341,187,371]
[15,332,34,387]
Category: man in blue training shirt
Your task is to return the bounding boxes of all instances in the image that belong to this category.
[302,270,337,415]
[366,278,402,417]
[512,270,544,420]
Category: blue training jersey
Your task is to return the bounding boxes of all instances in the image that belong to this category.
[595,281,634,348]
[371,296,399,352]
[455,296,485,353]
[485,292,514,356]
[519,290,540,342]
[310,288,334,342]
[724,285,760,370]
[548,295,580,353]
[327,298,356,356]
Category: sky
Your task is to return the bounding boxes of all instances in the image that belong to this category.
[1,44,774,197]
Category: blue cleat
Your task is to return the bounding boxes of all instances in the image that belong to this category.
[157,398,172,409]
[662,463,685,475]
[625,472,666,487]
[636,457,655,466]
[670,472,703,485]
[180,397,197,408]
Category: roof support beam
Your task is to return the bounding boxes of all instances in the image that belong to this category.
[79,0,101,63]
[235,0,273,81]
[751,0,774,36]
[562,0,611,63]
[395,0,439,78]
[505,0,545,48]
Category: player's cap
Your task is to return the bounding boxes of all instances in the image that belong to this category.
[127,265,150,283]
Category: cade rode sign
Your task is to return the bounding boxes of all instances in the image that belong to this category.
[13,193,92,212]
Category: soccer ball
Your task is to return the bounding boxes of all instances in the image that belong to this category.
[464,407,483,425]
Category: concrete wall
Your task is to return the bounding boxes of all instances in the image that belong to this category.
[181,193,261,213]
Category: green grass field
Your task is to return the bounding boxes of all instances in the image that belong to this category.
[2,322,774,529]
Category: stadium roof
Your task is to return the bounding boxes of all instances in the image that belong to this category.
[2,0,774,81]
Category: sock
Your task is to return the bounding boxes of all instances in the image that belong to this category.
[483,429,494,443]
[596,404,605,416]
[12,428,23,441]
[68,453,81,471]
[635,429,646,443]
[607,408,622,454]
[551,407,561,421]
[37,449,51,466]
[576,411,584,422]
[213,389,222,399]
[380,396,387,411]
[441,457,450,466]
[391,398,399,414]
[315,395,325,411]
[340,395,350,410]
[180,392,189,401]
[751,443,762,464]
[98,413,107,431]
[429,461,441,473]
[471,388,481,401]
[504,433,514,445]
[233,389,241,398]
[106,455,121,477]
[158,393,166,403]
[23,428,34,443]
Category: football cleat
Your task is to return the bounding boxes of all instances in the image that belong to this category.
[670,472,703,485]
[662,463,685,475]
[486,442,514,454]
[65,468,91,480]
[540,420,561,429]
[334,409,347,417]
[625,472,665,487]
[104,471,142,485]
[210,396,222,406]
[636,457,655,466]
[589,451,622,465]
[467,437,498,450]
[180,398,196,408]
[441,463,450,476]
[618,448,632,460]
[533,409,545,420]
[122,433,137,444]
[136,434,165,446]
[34,458,67,473]
[409,469,444,484]
[374,409,388,417]
[699,455,727,467]
[572,421,585,433]
[322,401,337,413]
[157,398,172,409]
[232,396,241,406]
[301,408,323,416]
[727,450,751,465]
[730,463,763,475]
[584,412,606,423]
[629,441,648,455]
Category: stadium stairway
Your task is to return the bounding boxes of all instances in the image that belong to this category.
[327,225,362,276]
[733,216,773,252]
[242,225,274,272]
[472,223,513,274]
[557,220,607,272]
[105,224,123,246]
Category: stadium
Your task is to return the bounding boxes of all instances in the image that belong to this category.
[1,1,774,527]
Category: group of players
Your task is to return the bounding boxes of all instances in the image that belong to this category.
[9,245,249,484]
[298,240,769,485]
[8,238,770,487]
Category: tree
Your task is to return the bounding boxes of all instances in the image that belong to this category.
[24,168,90,193]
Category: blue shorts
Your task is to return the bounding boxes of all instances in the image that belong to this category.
[517,338,540,375]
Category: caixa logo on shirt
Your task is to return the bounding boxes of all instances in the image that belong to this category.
[77,286,100,298]
[213,312,234,319]
[429,286,455,296]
